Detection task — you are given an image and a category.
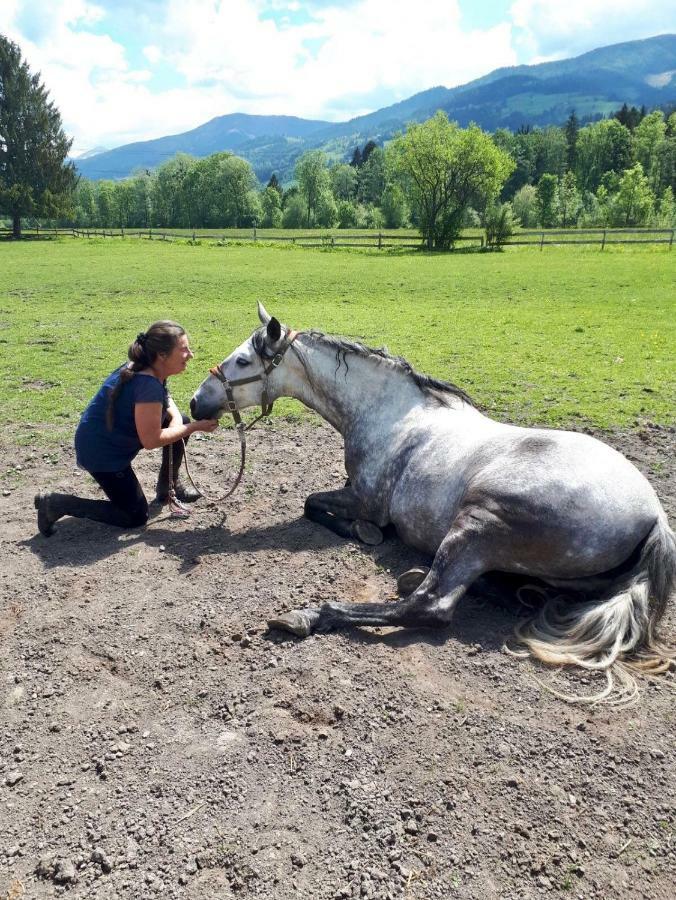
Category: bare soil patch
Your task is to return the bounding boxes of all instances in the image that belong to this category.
[1,421,674,900]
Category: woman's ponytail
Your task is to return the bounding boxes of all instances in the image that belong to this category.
[105,321,185,431]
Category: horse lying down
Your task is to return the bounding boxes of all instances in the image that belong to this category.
[191,303,675,704]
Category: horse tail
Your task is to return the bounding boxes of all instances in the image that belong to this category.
[510,511,676,705]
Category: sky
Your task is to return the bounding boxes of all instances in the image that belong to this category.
[0,0,673,155]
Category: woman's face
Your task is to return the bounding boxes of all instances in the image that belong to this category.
[162,334,194,376]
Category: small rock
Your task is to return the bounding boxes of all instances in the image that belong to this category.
[53,858,78,885]
[5,771,24,787]
[91,847,113,873]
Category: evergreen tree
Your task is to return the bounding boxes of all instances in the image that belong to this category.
[267,173,282,196]
[350,147,362,168]
[565,111,579,172]
[0,36,77,236]
[361,140,378,165]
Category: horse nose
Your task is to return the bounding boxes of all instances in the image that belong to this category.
[189,397,196,416]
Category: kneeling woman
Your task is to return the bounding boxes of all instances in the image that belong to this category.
[35,321,218,536]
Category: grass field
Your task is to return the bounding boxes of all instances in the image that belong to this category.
[1,238,673,445]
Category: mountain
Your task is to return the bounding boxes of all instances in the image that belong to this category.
[76,114,330,180]
[77,34,675,183]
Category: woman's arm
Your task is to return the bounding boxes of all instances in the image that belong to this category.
[135,402,217,450]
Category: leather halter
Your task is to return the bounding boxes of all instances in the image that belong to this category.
[205,328,299,500]
[209,328,299,428]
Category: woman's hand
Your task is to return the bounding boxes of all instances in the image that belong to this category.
[189,419,219,435]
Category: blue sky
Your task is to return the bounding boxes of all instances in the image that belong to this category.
[0,1,672,153]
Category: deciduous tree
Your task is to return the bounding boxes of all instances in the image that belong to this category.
[388,112,513,249]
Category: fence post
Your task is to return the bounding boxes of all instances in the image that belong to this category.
[121,228,124,238]
[670,229,674,250]
[36,223,40,237]
[601,229,606,251]
[540,232,545,251]
[149,229,152,240]
[253,226,257,242]
[378,232,382,249]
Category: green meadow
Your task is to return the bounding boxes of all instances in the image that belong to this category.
[1,238,674,445]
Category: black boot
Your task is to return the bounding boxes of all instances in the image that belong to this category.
[35,491,146,533]
[155,444,201,503]
[34,492,60,536]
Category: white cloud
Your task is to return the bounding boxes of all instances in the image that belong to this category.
[510,0,674,59]
[1,0,672,153]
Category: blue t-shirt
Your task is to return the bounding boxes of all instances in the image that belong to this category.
[75,367,168,472]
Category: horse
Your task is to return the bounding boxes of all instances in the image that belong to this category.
[191,303,675,704]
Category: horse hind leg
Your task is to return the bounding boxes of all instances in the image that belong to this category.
[269,514,491,636]
[304,487,383,545]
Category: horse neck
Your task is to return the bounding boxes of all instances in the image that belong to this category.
[277,334,422,434]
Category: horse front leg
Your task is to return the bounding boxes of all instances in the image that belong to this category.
[304,486,383,545]
[269,512,492,636]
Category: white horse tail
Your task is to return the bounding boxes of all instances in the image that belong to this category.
[510,512,676,705]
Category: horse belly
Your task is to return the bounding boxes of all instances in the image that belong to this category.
[472,433,662,578]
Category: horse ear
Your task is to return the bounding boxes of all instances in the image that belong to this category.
[267,317,282,343]
[257,301,271,325]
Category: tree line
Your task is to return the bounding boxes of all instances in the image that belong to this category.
[64,107,675,243]
[2,34,675,246]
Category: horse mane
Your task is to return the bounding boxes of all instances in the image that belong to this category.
[303,330,475,408]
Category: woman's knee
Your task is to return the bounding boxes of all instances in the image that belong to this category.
[125,500,149,528]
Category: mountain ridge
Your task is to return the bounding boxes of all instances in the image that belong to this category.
[76,34,676,183]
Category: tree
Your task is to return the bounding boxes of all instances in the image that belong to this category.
[315,190,337,228]
[330,163,357,200]
[357,146,385,205]
[536,174,558,227]
[336,199,359,228]
[484,201,518,249]
[0,36,77,237]
[260,185,282,227]
[609,163,654,226]
[565,110,579,172]
[381,183,408,228]
[511,184,539,227]
[295,150,330,226]
[388,112,514,250]
[267,173,282,196]
[557,171,581,227]
[575,119,632,193]
[349,146,362,168]
[632,111,668,194]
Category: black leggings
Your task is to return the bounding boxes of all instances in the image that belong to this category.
[89,466,149,528]
[61,414,189,529]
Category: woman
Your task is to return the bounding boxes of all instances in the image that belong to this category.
[35,320,218,536]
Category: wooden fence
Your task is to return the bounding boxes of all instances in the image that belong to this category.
[506,228,674,249]
[2,226,674,250]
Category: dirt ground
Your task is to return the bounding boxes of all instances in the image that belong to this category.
[1,420,674,900]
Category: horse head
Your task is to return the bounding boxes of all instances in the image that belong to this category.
[190,302,294,420]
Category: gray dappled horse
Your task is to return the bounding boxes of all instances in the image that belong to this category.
[191,304,675,704]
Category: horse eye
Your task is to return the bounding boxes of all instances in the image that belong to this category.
[236,355,251,367]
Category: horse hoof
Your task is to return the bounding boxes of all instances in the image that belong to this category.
[352,520,383,546]
[397,567,430,596]
[268,611,316,638]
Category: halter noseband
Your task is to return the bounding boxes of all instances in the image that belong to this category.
[209,328,299,429]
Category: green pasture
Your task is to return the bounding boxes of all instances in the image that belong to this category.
[0,238,673,446]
